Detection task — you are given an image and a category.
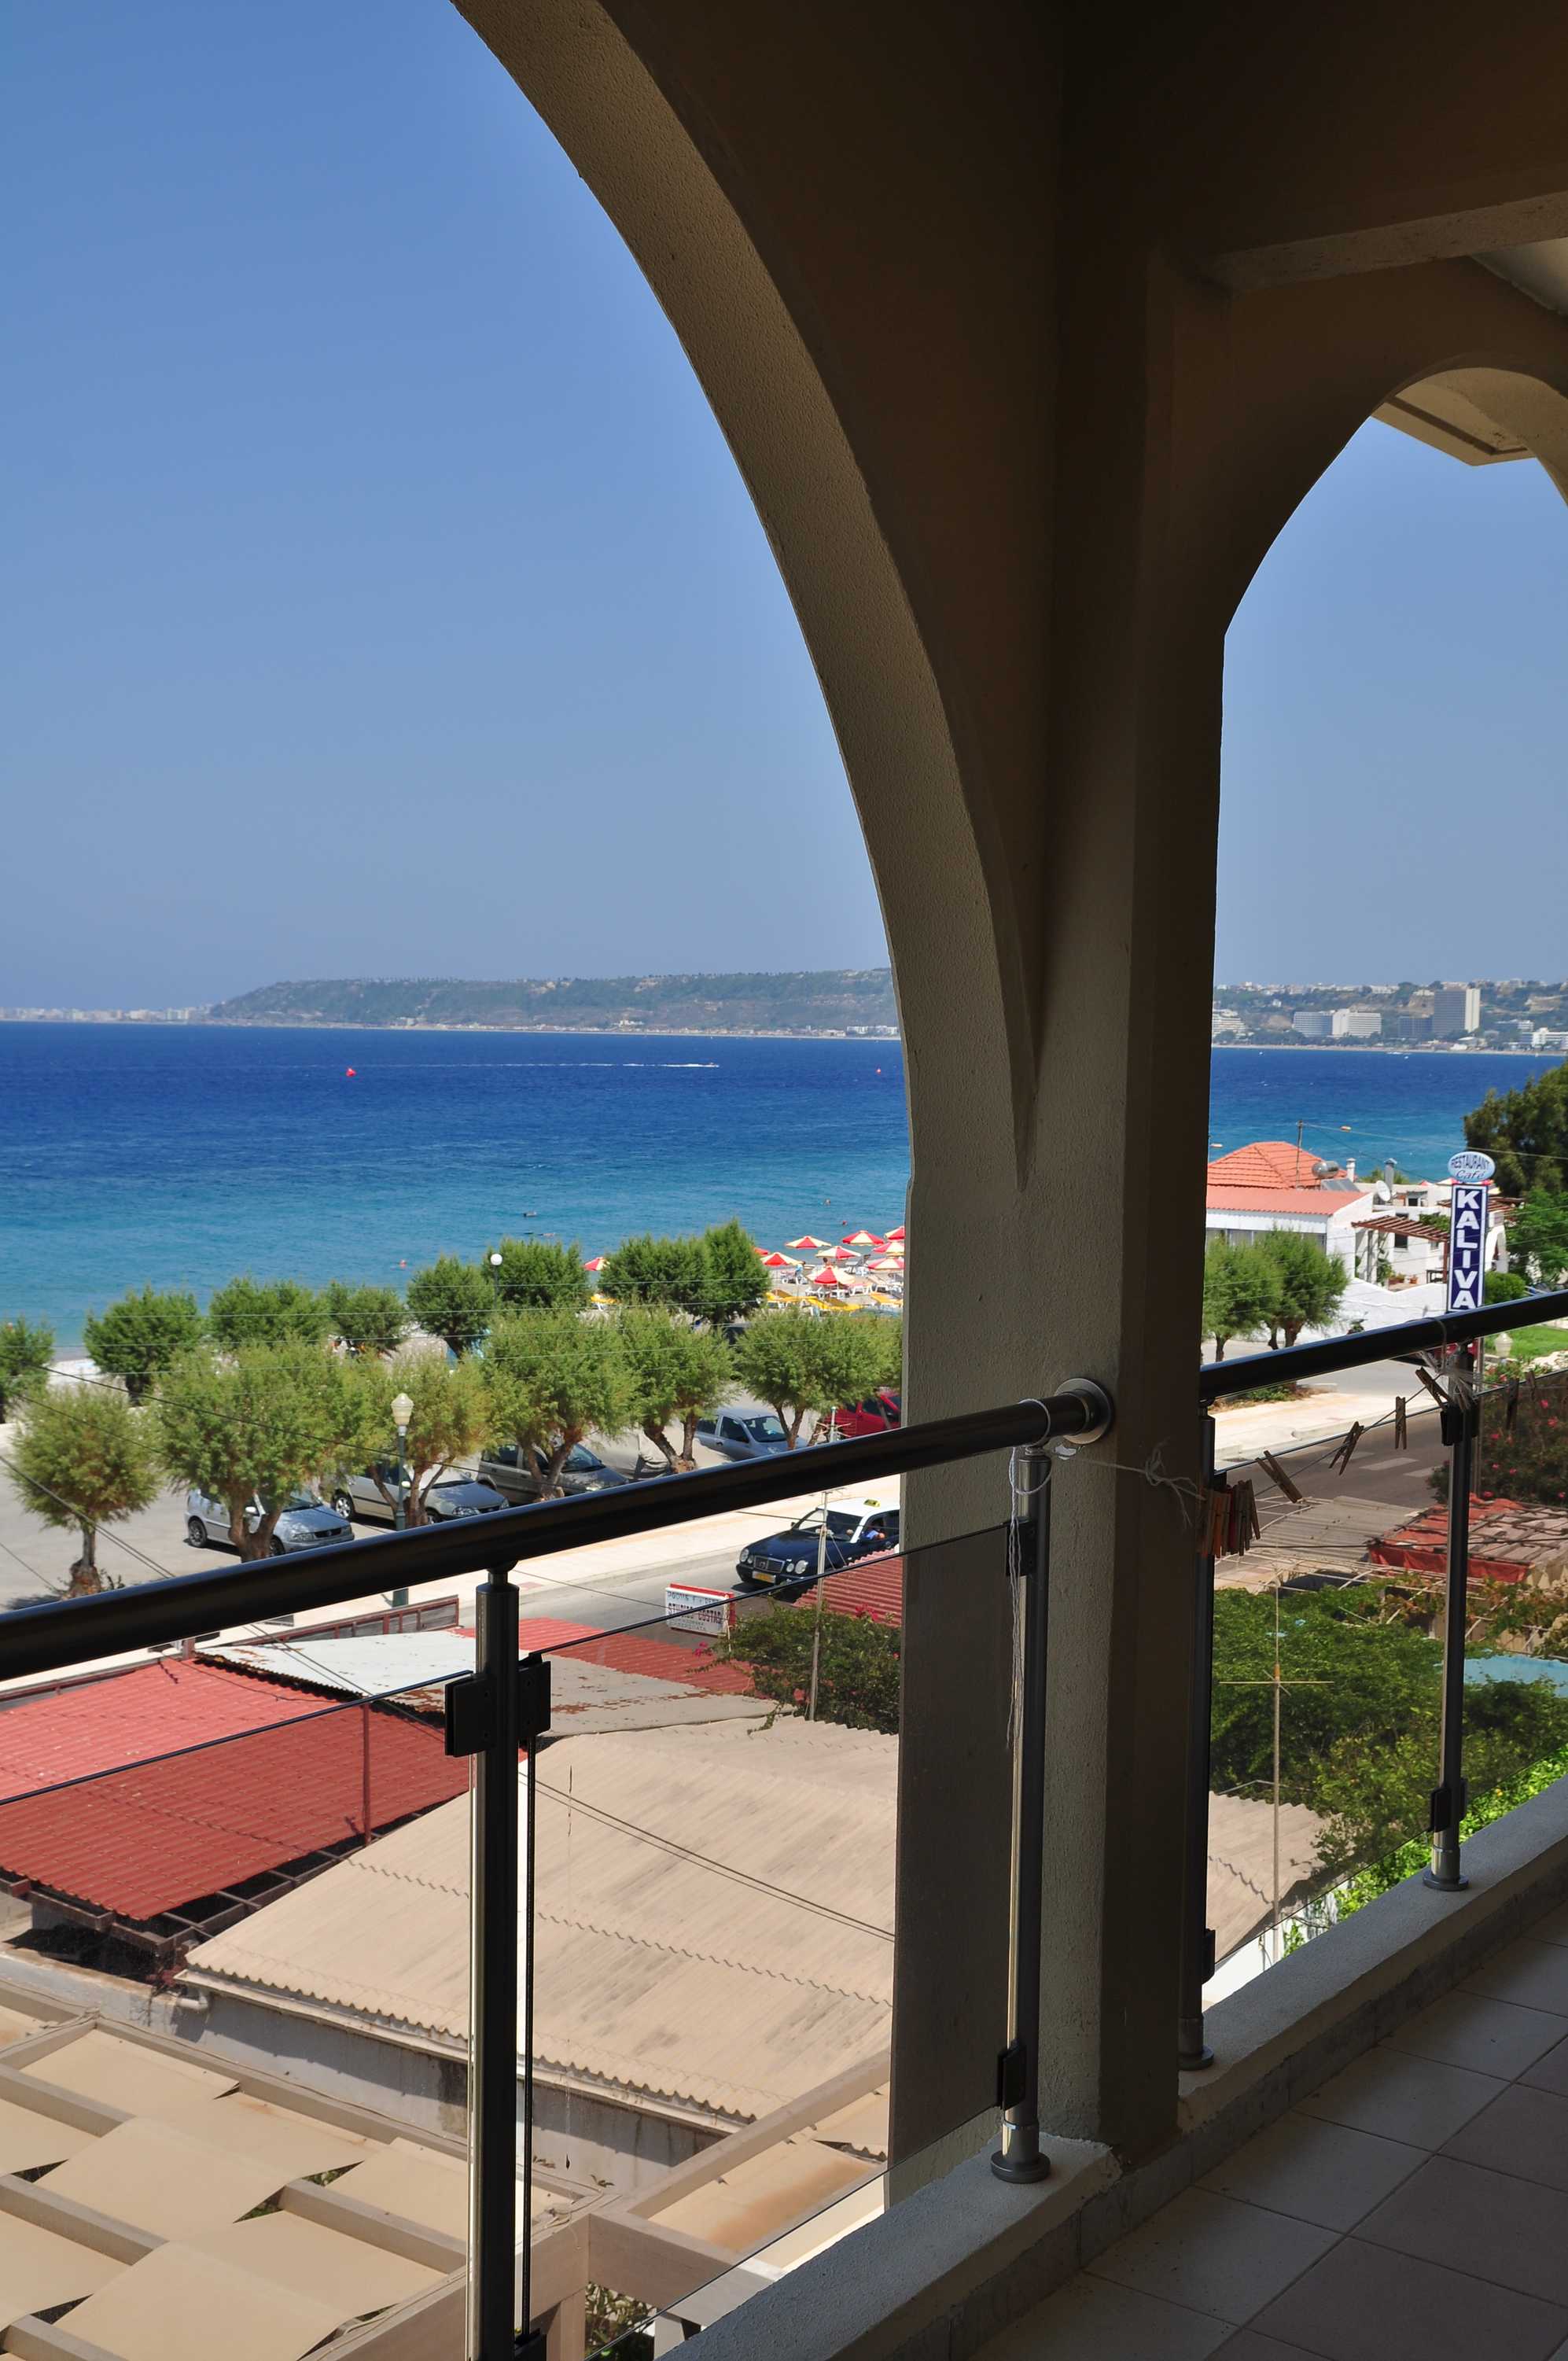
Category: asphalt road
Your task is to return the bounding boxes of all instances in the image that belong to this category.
[1233,1400,1448,1519]
[0,1451,817,1645]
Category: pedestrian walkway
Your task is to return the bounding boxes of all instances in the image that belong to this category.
[986,1897,1568,2359]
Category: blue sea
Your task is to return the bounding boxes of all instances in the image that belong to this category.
[0,1026,1558,1347]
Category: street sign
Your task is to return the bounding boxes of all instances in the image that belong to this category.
[1447,1178,1490,1313]
[664,1584,734,1634]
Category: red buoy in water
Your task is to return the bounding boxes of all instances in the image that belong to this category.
[345,1067,356,1077]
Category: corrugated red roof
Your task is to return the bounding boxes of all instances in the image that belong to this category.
[0,1707,467,1923]
[0,1660,337,1805]
[790,1554,904,1628]
[569,1630,756,1695]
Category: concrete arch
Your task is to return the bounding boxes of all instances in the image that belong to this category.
[449,3,1568,2174]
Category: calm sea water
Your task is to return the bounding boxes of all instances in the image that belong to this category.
[0,1026,1557,1346]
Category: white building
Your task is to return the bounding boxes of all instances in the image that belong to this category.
[1205,1140,1375,1275]
[1290,1010,1335,1039]
[1434,983,1482,1036]
[1332,1007,1382,1039]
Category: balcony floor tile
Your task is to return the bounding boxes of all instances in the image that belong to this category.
[983,2274,1232,2359]
[1250,2237,1568,2361]
[1382,1987,1568,2077]
[1294,2044,1503,2149]
[1198,2111,1424,2231]
[975,1889,1568,2361]
[1464,1936,1568,2018]
[1439,2078,1568,2191]
[1088,2188,1337,2325]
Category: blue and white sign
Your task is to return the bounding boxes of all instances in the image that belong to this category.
[1448,1180,1491,1313]
[1448,1151,1496,1184]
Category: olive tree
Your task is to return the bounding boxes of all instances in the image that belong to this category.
[1202,1239,1283,1361]
[207,1276,330,1351]
[484,1311,633,1495]
[487,1238,590,1313]
[597,1233,708,1315]
[348,1351,492,1526]
[0,1317,54,1423]
[155,1343,365,1560]
[698,1221,770,1327]
[731,1309,890,1446]
[83,1287,204,1402]
[617,1311,731,1471]
[326,1282,409,1357]
[406,1257,493,1355]
[1257,1230,1348,1347]
[7,1383,161,1595]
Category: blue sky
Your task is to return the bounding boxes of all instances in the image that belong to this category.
[4,2,1566,1006]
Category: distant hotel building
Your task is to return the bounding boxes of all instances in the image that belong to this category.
[1290,1007,1382,1040]
[1433,983,1481,1036]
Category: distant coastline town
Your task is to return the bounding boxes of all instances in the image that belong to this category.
[7,971,1568,1052]
[1212,978,1568,1056]
[0,970,901,1041]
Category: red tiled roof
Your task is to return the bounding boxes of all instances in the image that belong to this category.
[790,1554,904,1628]
[1205,1184,1365,1217]
[0,1707,466,1923]
[1206,1140,1340,1190]
[0,1661,337,1806]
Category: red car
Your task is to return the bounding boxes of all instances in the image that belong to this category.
[828,1387,902,1438]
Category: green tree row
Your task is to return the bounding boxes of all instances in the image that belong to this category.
[2,1304,901,1592]
[1201,1231,1349,1361]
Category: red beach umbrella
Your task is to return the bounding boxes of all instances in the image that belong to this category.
[583,1256,607,1273]
[758,1250,800,1269]
[885,1225,907,1243]
[842,1230,885,1249]
[786,1234,830,1251]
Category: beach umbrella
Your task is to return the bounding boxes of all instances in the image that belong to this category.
[583,1255,607,1273]
[866,1255,904,1272]
[809,1264,858,1288]
[885,1225,906,1243]
[842,1230,885,1249]
[786,1234,830,1251]
[757,1250,801,1269]
[814,1243,859,1262]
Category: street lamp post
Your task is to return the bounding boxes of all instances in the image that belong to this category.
[390,1388,413,1609]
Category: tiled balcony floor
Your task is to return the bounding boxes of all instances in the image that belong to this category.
[988,1895,1568,2360]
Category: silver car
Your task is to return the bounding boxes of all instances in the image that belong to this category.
[329,1464,510,1525]
[185,1489,355,1556]
[693,1409,792,1461]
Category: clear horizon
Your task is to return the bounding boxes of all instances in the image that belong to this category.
[5,3,1566,1006]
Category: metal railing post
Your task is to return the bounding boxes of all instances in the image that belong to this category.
[1426,1370,1478,1894]
[992,1440,1052,2182]
[1178,1412,1218,2068]
[468,1573,520,2361]
[445,1578,551,2359]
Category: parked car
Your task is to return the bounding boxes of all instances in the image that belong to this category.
[329,1465,510,1525]
[185,1489,355,1556]
[735,1497,900,1589]
[478,1442,631,1505]
[827,1388,902,1439]
[693,1409,793,1461]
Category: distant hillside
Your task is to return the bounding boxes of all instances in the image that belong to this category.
[204,971,900,1036]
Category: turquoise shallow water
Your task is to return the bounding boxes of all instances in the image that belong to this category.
[0,1024,1555,1346]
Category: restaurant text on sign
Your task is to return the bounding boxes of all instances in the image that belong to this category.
[1447,1180,1490,1315]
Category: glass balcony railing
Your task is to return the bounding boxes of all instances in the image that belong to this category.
[1185,1287,1568,2063]
[3,1293,1566,2355]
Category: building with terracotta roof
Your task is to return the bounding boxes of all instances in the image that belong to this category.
[1205,1140,1376,1276]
